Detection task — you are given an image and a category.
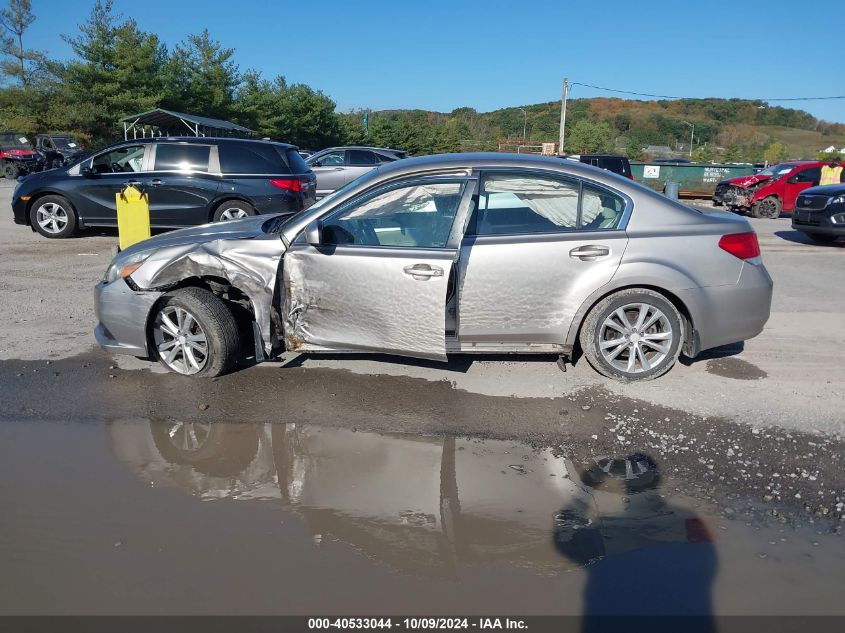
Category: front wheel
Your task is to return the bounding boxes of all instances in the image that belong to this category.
[3,162,20,179]
[149,287,240,377]
[30,195,78,238]
[579,289,683,381]
[751,196,781,219]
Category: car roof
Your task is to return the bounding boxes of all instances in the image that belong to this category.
[105,136,296,150]
[315,146,404,153]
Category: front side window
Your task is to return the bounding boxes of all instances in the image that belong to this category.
[154,144,211,172]
[793,167,821,184]
[321,181,465,248]
[91,145,145,174]
[311,151,345,167]
[472,173,625,235]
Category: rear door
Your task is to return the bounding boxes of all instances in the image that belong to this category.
[456,171,629,346]
[308,150,348,197]
[284,177,475,359]
[74,144,149,225]
[145,142,220,227]
[782,165,821,211]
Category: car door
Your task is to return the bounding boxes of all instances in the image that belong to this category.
[145,142,221,227]
[307,150,348,198]
[283,177,476,360]
[782,165,821,211]
[456,171,629,347]
[73,144,150,225]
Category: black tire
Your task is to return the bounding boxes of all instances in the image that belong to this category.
[805,232,838,244]
[213,200,257,222]
[149,287,240,377]
[751,196,781,219]
[3,162,19,179]
[29,194,78,238]
[579,288,683,382]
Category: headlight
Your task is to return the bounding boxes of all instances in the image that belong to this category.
[104,250,153,284]
[831,195,845,205]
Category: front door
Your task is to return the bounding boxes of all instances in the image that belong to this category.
[782,166,821,211]
[283,177,475,359]
[74,144,148,225]
[457,171,629,346]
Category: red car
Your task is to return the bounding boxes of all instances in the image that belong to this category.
[717,161,824,218]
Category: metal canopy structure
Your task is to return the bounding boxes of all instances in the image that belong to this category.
[120,108,253,140]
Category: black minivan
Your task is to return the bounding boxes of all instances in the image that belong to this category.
[11,137,316,238]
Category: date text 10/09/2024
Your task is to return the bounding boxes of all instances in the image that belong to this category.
[308,618,528,630]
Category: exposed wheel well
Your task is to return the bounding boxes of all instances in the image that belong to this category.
[571,284,696,360]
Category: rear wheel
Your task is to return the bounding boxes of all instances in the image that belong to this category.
[805,232,838,244]
[30,195,78,238]
[149,287,240,377]
[579,289,683,382]
[751,196,781,219]
[213,200,256,222]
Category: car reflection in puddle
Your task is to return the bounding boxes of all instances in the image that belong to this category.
[110,419,719,617]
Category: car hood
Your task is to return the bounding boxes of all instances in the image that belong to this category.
[722,174,770,189]
[800,183,845,196]
[119,215,275,260]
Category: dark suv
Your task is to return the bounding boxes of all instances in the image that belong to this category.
[568,154,633,179]
[792,183,845,243]
[12,137,316,238]
[35,134,85,168]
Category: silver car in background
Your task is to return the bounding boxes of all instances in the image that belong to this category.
[94,153,773,381]
[306,146,406,198]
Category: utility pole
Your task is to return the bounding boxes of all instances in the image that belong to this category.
[558,78,568,155]
[681,120,694,157]
[518,107,527,141]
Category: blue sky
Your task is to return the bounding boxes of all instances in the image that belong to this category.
[21,0,845,123]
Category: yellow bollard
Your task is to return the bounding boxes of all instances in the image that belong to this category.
[116,185,151,250]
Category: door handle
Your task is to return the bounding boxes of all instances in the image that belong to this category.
[149,179,164,187]
[123,179,142,188]
[403,263,444,280]
[569,245,610,260]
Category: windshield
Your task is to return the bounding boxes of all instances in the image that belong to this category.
[758,164,795,179]
[0,135,32,150]
[52,137,80,150]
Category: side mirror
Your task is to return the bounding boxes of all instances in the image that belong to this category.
[786,175,799,184]
[310,160,321,168]
[304,220,322,246]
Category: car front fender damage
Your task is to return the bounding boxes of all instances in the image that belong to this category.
[131,238,287,358]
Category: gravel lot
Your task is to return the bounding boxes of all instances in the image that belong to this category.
[1,180,843,435]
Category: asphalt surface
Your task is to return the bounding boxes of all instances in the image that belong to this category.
[1,179,843,617]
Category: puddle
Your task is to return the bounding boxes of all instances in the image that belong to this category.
[705,358,768,380]
[1,418,843,616]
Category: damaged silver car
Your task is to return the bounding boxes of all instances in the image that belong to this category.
[94,153,773,381]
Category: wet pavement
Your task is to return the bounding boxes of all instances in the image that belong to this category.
[1,354,844,615]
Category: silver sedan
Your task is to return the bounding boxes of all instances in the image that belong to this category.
[94,153,773,381]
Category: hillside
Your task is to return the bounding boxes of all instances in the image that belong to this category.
[343,98,845,162]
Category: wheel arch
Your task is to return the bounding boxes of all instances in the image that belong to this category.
[208,195,257,223]
[566,282,697,359]
[25,190,80,227]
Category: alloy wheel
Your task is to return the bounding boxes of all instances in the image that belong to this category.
[152,306,209,375]
[165,420,212,452]
[35,202,69,234]
[598,303,674,374]
[218,207,249,221]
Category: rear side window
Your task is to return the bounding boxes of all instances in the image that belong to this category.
[154,144,211,172]
[284,148,310,174]
[219,143,290,174]
[348,149,379,165]
[471,173,626,235]
[376,152,398,163]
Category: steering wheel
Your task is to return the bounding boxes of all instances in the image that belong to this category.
[112,162,124,173]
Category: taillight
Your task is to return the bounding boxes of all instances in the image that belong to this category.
[270,178,309,192]
[718,231,760,260]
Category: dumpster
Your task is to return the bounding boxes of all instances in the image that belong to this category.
[631,162,755,198]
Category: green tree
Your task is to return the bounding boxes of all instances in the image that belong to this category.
[692,145,716,163]
[762,141,787,165]
[565,119,613,154]
[163,29,239,119]
[0,0,37,85]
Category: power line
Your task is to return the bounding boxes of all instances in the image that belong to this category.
[569,81,845,102]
